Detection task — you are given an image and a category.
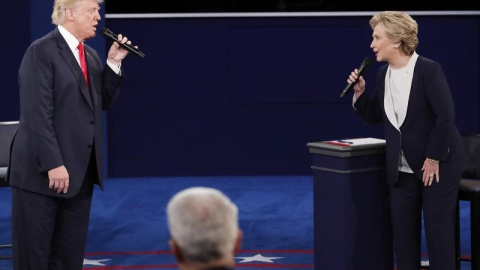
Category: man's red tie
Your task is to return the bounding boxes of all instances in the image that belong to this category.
[77,42,89,87]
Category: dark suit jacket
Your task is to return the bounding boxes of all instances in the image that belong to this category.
[354,56,466,185]
[8,27,123,197]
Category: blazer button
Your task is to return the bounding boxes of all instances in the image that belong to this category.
[90,121,95,125]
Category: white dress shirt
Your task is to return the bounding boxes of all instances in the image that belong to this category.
[384,52,419,173]
[352,52,419,173]
[58,25,121,74]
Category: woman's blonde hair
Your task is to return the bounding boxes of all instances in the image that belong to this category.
[370,11,419,55]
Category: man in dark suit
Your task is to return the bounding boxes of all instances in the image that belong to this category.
[7,0,136,269]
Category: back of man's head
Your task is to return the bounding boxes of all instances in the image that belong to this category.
[166,187,242,269]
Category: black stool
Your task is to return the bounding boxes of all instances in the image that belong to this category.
[455,179,480,269]
[0,121,18,260]
[0,169,12,260]
[455,134,480,270]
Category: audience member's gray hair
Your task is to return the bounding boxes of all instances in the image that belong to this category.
[51,0,103,25]
[167,187,239,263]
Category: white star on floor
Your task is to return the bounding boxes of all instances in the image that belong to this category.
[236,253,284,263]
[421,260,430,267]
[83,258,111,266]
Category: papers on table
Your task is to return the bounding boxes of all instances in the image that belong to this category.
[326,137,386,148]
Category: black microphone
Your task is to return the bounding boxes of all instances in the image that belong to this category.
[100,28,145,58]
[340,57,371,98]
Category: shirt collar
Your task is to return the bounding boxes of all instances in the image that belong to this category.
[404,51,419,75]
[58,25,82,52]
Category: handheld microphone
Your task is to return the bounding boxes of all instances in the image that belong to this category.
[100,28,145,58]
[340,57,371,98]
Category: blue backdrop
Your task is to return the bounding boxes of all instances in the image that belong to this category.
[2,2,479,178]
[105,14,480,177]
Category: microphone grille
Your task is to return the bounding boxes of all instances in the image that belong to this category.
[100,28,113,37]
[360,57,371,70]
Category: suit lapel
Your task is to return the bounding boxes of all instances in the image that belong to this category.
[383,66,401,131]
[377,66,400,130]
[54,28,94,111]
[84,46,98,109]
